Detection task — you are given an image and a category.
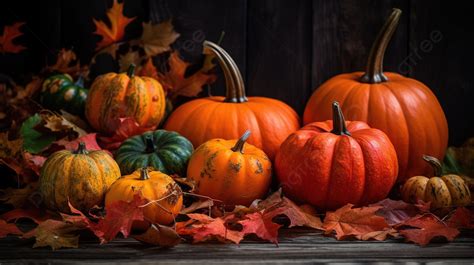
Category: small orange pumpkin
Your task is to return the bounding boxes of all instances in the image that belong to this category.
[186,130,272,206]
[164,41,299,161]
[401,155,471,210]
[105,168,183,225]
[85,64,166,135]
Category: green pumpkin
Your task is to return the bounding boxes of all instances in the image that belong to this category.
[115,130,194,176]
[40,74,88,115]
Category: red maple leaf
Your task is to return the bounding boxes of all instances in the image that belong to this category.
[398,214,460,246]
[0,22,26,54]
[446,207,474,229]
[97,118,153,151]
[54,133,102,152]
[93,0,135,50]
[239,212,281,244]
[322,204,391,240]
[2,208,55,224]
[0,219,22,238]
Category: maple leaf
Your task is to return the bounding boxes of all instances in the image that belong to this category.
[133,224,181,247]
[398,214,460,246]
[269,197,323,230]
[141,20,180,57]
[157,51,216,98]
[53,133,102,152]
[118,50,140,72]
[322,204,390,240]
[138,57,159,80]
[93,193,147,243]
[239,212,281,244]
[371,199,420,226]
[0,22,26,54]
[46,49,85,76]
[0,219,23,238]
[2,208,55,224]
[97,117,153,151]
[0,182,38,208]
[93,0,135,50]
[446,207,474,229]
[23,152,46,175]
[23,219,79,250]
[177,213,244,244]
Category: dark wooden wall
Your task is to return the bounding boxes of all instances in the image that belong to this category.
[1,0,473,145]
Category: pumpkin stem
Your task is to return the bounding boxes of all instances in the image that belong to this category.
[144,134,156,153]
[75,75,84,87]
[127,64,136,78]
[231,130,251,153]
[423,155,442,177]
[140,167,150,180]
[203,41,248,103]
[360,8,402,84]
[330,102,351,136]
[74,142,89,154]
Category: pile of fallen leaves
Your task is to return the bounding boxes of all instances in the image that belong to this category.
[1,188,473,250]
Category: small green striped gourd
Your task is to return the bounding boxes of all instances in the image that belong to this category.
[115,130,194,176]
[41,74,88,115]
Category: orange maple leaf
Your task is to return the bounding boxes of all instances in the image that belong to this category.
[138,57,159,80]
[0,22,26,54]
[157,51,216,98]
[93,0,135,50]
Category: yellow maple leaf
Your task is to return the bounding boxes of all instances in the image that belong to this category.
[93,0,135,50]
[141,20,180,57]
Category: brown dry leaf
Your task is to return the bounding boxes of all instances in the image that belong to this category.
[133,224,181,247]
[0,182,38,208]
[118,50,140,72]
[0,132,23,158]
[46,49,82,75]
[93,0,135,50]
[180,199,214,215]
[157,51,216,98]
[0,22,26,54]
[41,111,87,137]
[141,20,180,57]
[23,219,80,250]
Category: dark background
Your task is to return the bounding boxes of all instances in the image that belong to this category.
[1,0,473,146]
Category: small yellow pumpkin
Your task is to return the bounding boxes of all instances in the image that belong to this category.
[39,142,121,213]
[105,168,183,226]
[186,130,272,206]
[401,155,471,210]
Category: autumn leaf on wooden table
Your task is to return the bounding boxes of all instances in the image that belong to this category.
[239,211,281,244]
[93,0,135,50]
[322,204,392,241]
[398,214,460,246]
[371,199,420,226]
[23,219,80,250]
[0,219,23,238]
[0,22,26,54]
[141,20,180,57]
[133,224,181,247]
[157,51,217,98]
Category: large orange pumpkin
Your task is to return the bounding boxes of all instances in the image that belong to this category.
[164,41,300,160]
[303,9,448,182]
[276,102,398,210]
[85,64,166,135]
[187,130,272,206]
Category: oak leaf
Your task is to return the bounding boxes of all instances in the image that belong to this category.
[322,204,390,240]
[0,219,23,238]
[0,22,26,54]
[23,219,79,250]
[93,0,135,50]
[141,20,180,57]
[398,214,460,246]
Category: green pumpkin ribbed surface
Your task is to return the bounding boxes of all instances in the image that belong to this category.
[40,74,88,115]
[115,130,194,176]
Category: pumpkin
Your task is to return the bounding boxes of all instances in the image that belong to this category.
[276,102,398,210]
[187,130,272,206]
[164,41,299,161]
[85,64,166,135]
[115,130,194,176]
[401,155,471,210]
[41,74,88,115]
[39,142,121,213]
[302,8,448,182]
[105,167,183,226]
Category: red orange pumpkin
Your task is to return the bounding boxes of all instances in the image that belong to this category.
[276,102,398,210]
[303,9,448,182]
[164,41,299,160]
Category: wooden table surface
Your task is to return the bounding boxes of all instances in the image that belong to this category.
[1,229,473,264]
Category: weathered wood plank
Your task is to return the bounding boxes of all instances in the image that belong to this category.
[247,0,312,114]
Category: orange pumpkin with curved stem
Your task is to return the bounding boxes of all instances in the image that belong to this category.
[303,9,448,182]
[186,130,272,206]
[164,41,299,161]
[276,102,398,210]
[85,64,166,135]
